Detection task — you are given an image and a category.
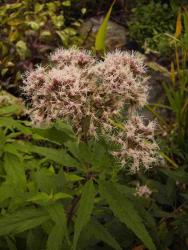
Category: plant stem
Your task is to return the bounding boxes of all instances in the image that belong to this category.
[67,195,81,226]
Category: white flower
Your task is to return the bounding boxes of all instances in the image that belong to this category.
[135,184,152,198]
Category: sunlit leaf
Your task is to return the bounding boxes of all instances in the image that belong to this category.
[175,12,182,38]
[95,0,116,52]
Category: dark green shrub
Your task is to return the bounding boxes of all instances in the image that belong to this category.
[128,1,178,55]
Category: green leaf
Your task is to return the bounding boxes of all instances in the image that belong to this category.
[40,30,51,39]
[32,120,76,145]
[64,173,84,182]
[47,204,69,250]
[0,104,22,116]
[0,182,13,203]
[1,68,8,76]
[86,219,122,250]
[34,3,44,13]
[160,168,188,183]
[4,153,26,188]
[28,192,51,204]
[5,3,22,10]
[33,168,65,194]
[5,141,79,167]
[0,153,27,203]
[62,1,71,7]
[5,237,17,250]
[16,40,29,60]
[99,181,156,250]
[53,192,72,200]
[73,180,95,250]
[0,208,49,236]
[28,192,71,205]
[26,21,40,31]
[47,224,65,250]
[0,117,31,134]
[95,0,116,52]
[26,229,44,250]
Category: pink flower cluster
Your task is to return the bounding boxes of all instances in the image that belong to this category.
[112,116,158,172]
[23,47,158,172]
[135,184,152,198]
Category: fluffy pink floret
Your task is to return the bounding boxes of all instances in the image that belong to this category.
[112,116,158,172]
[135,184,152,198]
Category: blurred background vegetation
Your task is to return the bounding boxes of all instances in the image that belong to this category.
[0,0,184,92]
[1,0,188,249]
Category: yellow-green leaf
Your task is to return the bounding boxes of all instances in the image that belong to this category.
[170,62,176,86]
[95,0,116,52]
[16,40,28,60]
[175,12,182,38]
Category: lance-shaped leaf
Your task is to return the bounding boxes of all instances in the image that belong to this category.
[0,208,49,236]
[47,204,69,250]
[85,219,122,250]
[95,0,116,52]
[72,180,95,250]
[99,181,156,250]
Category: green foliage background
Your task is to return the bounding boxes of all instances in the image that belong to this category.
[0,0,85,91]
[0,0,188,250]
[127,1,177,54]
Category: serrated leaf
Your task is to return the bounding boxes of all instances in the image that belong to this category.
[5,141,79,167]
[0,117,31,134]
[86,219,122,250]
[99,181,156,250]
[0,153,27,203]
[73,180,95,250]
[32,120,76,145]
[4,153,26,188]
[33,168,64,194]
[47,204,69,250]
[0,208,49,236]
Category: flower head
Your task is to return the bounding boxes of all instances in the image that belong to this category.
[22,47,159,172]
[50,47,94,67]
[112,116,158,172]
[90,50,148,109]
[22,66,46,97]
[135,184,152,198]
